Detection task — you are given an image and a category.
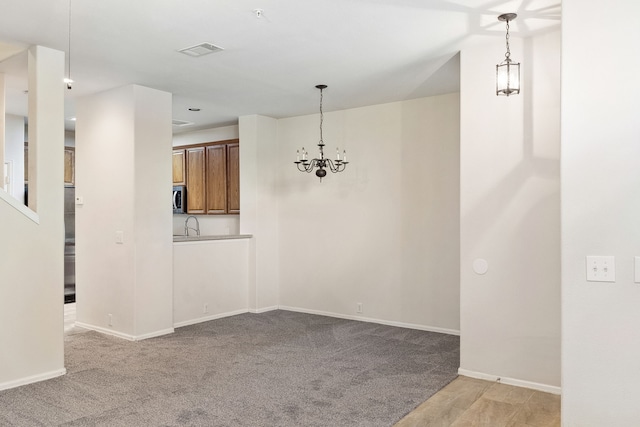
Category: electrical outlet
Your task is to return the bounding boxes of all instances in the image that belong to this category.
[356,303,363,314]
[108,313,113,327]
[203,304,208,314]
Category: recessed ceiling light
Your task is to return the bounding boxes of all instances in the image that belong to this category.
[177,42,224,58]
[188,107,201,112]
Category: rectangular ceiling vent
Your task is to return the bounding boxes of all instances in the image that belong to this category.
[172,119,194,127]
[178,42,224,57]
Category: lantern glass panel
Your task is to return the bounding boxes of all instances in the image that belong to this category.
[496,60,520,96]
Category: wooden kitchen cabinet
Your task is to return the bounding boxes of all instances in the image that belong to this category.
[172,149,186,185]
[227,143,240,214]
[179,139,239,215]
[186,147,206,214]
[205,144,227,214]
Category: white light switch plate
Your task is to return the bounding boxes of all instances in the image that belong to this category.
[115,231,124,244]
[586,256,615,282]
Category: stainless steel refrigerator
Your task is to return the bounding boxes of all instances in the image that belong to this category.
[64,186,75,303]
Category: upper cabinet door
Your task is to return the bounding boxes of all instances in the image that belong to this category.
[186,147,206,214]
[172,149,186,186]
[205,145,227,214]
[227,143,240,214]
[179,139,239,215]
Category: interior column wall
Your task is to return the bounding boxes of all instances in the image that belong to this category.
[75,86,136,336]
[561,1,640,424]
[1,73,5,179]
[459,31,561,390]
[239,115,279,312]
[132,85,174,337]
[0,46,65,390]
[76,84,173,340]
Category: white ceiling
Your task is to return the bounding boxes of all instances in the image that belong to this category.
[0,0,560,133]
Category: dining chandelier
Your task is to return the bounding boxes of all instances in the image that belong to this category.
[294,85,348,181]
[496,13,520,96]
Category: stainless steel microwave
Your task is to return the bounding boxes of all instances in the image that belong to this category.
[172,186,186,214]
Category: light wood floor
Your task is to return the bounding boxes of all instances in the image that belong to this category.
[395,376,561,427]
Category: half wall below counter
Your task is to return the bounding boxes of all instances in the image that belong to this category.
[173,235,252,327]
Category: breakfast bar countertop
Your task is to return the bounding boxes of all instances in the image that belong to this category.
[172,234,253,243]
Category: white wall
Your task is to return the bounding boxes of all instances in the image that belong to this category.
[275,93,460,332]
[562,1,640,425]
[0,73,4,171]
[173,125,238,146]
[173,239,250,326]
[459,31,561,390]
[239,115,280,312]
[132,85,174,336]
[4,113,25,202]
[172,124,239,236]
[0,46,65,390]
[76,84,173,340]
[75,86,136,336]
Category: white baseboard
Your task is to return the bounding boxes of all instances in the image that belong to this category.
[278,306,460,336]
[75,322,174,341]
[0,368,66,391]
[75,322,136,341]
[248,305,279,314]
[458,368,561,395]
[171,305,458,337]
[174,309,250,328]
[134,328,175,340]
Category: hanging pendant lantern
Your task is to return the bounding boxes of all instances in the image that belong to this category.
[496,13,520,96]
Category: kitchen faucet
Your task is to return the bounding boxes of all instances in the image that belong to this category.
[184,215,200,237]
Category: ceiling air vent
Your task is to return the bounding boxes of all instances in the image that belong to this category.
[172,119,194,127]
[178,42,224,57]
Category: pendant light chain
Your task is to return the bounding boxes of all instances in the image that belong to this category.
[66,0,73,89]
[504,19,511,60]
[318,86,325,159]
